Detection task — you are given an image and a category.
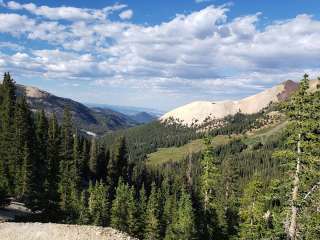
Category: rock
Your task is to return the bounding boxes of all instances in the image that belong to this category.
[0,222,138,240]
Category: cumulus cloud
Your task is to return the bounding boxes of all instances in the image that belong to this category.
[1,1,320,108]
[119,9,133,20]
[4,1,127,21]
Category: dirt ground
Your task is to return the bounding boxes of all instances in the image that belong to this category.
[0,222,137,240]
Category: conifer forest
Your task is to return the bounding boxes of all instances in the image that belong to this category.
[0,72,319,239]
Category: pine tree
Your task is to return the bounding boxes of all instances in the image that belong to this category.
[79,139,89,181]
[127,186,138,237]
[165,189,195,240]
[0,72,16,193]
[274,74,320,239]
[238,177,265,240]
[13,96,34,200]
[88,180,109,226]
[46,113,61,214]
[144,183,160,240]
[114,136,128,182]
[58,107,79,220]
[89,137,97,180]
[110,179,130,232]
[26,109,48,212]
[199,137,221,238]
[221,156,240,236]
[78,190,90,225]
[137,184,147,239]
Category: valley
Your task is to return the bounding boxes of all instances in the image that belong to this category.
[0,73,319,240]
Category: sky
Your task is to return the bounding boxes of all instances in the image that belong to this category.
[0,0,320,111]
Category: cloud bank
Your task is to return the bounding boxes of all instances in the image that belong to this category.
[0,1,319,109]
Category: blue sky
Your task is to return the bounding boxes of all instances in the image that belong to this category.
[0,0,320,111]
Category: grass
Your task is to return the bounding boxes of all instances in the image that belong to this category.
[147,118,288,167]
[147,135,230,166]
[243,120,287,146]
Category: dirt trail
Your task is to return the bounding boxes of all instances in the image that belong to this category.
[0,222,137,240]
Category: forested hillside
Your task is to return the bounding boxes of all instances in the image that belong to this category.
[16,84,139,135]
[0,73,319,239]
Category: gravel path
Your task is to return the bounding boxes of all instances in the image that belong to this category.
[0,222,138,240]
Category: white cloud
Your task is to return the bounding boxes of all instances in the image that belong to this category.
[119,9,133,20]
[5,1,127,21]
[0,13,35,35]
[1,2,320,108]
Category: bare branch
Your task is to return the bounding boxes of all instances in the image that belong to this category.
[303,181,320,200]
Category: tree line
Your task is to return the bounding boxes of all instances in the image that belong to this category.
[0,73,319,239]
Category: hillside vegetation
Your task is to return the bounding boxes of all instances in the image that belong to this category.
[147,136,229,166]
[0,73,319,240]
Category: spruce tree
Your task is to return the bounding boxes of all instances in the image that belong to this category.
[88,180,109,226]
[274,74,320,239]
[0,72,16,193]
[144,183,160,240]
[127,186,138,237]
[165,189,195,240]
[89,137,97,179]
[58,107,79,220]
[46,113,61,214]
[137,184,147,239]
[13,96,34,200]
[26,110,48,212]
[110,179,130,232]
[199,137,221,238]
[78,190,90,225]
[238,177,265,240]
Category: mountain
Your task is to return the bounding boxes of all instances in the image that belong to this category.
[161,80,319,126]
[129,112,157,124]
[16,85,138,135]
[85,103,164,117]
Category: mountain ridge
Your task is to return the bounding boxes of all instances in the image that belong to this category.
[16,84,138,135]
[160,80,319,126]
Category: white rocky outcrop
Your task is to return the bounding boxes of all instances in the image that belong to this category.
[161,80,319,126]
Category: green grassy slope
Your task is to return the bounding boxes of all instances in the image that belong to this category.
[147,120,288,167]
[147,135,229,166]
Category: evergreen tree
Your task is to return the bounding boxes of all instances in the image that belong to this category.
[114,136,128,182]
[107,137,129,199]
[78,190,90,225]
[80,139,89,181]
[88,180,109,226]
[274,74,320,239]
[97,147,108,181]
[110,179,130,232]
[238,177,265,240]
[58,107,79,220]
[13,96,34,199]
[165,189,195,240]
[144,183,160,240]
[199,137,221,238]
[89,137,97,179]
[26,110,48,212]
[0,72,16,193]
[46,113,61,214]
[127,186,138,237]
[137,184,147,239]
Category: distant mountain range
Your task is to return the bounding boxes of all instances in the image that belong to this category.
[161,80,320,126]
[16,85,158,136]
[85,103,164,117]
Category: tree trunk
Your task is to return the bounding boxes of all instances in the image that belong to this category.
[288,134,301,240]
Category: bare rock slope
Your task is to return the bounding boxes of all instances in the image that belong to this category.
[0,222,137,240]
[161,80,319,126]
